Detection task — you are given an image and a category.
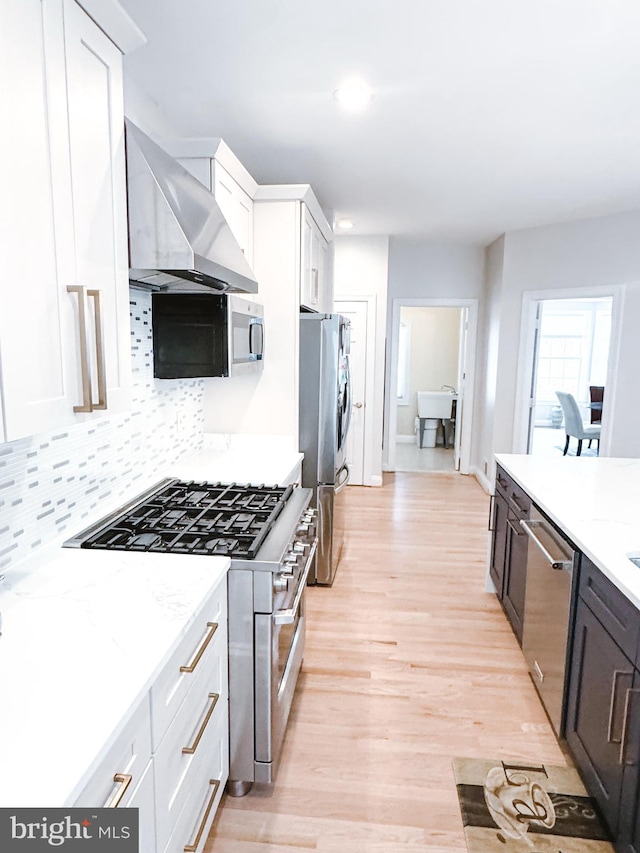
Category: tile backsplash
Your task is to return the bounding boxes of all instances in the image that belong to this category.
[0,288,204,570]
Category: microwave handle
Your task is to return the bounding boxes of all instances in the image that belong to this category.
[249,319,264,357]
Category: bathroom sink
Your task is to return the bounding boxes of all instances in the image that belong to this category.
[417,391,456,419]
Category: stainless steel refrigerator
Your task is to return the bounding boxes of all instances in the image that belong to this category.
[299,312,352,585]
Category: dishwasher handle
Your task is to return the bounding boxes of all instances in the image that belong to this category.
[520,519,574,571]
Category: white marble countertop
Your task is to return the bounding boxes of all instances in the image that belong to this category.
[495,454,640,610]
[0,431,301,807]
[0,546,228,807]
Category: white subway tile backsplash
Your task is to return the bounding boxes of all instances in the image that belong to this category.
[0,289,205,570]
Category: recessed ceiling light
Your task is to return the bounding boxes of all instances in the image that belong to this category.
[336,218,355,230]
[333,85,372,111]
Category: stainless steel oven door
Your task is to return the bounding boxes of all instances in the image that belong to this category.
[253,543,315,783]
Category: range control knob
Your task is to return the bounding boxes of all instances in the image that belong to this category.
[273,576,289,593]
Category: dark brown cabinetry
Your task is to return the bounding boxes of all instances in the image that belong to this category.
[489,465,531,645]
[565,554,640,851]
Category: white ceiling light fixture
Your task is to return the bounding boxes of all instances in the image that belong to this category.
[336,218,355,230]
[332,84,372,112]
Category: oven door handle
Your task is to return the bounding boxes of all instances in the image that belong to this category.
[274,539,317,625]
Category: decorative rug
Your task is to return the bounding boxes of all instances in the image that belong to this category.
[453,757,614,852]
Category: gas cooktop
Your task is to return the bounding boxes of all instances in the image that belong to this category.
[67,480,294,559]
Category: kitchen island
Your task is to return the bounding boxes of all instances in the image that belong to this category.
[492,454,640,853]
[495,454,640,607]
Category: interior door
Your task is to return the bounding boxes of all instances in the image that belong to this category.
[334,300,368,485]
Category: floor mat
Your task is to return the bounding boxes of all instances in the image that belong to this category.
[453,757,615,852]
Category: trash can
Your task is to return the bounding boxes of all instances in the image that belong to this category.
[422,418,439,448]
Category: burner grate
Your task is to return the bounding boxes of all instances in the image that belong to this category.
[80,481,294,559]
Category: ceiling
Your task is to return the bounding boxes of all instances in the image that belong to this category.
[119,0,640,245]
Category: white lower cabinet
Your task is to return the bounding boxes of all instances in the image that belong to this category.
[163,712,228,853]
[73,699,156,851]
[73,574,228,852]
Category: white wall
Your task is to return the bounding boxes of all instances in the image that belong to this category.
[475,210,640,479]
[387,241,486,300]
[384,239,486,460]
[333,235,389,485]
[202,200,301,449]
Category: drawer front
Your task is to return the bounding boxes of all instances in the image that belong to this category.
[126,761,156,853]
[150,577,227,749]
[162,711,228,853]
[154,630,227,850]
[579,554,640,663]
[495,465,512,495]
[495,465,530,518]
[509,480,531,518]
[74,698,152,808]
[155,683,228,852]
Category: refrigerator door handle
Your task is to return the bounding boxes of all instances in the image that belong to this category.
[335,462,350,494]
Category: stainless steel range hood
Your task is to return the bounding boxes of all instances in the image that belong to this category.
[125,119,258,293]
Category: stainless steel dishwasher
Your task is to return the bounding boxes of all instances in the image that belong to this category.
[520,506,576,736]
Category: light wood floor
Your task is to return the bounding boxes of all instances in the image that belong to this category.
[205,472,568,852]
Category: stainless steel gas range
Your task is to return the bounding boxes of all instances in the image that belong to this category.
[64,478,317,797]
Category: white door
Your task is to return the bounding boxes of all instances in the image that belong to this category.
[334,300,368,485]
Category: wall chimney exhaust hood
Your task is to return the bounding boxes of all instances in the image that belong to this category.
[125,119,258,293]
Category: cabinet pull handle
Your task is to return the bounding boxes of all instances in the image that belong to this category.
[311,268,319,304]
[182,693,219,754]
[607,670,631,744]
[488,494,495,531]
[104,773,132,808]
[67,285,93,412]
[180,622,218,673]
[88,289,107,410]
[619,688,640,765]
[519,519,573,571]
[184,778,220,852]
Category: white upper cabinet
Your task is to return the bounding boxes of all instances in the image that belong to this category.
[300,203,330,312]
[212,161,254,265]
[0,0,132,443]
[173,140,257,266]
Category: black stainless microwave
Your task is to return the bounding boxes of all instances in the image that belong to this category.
[152,293,264,378]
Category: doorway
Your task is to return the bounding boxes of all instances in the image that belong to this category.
[514,288,622,457]
[385,298,478,475]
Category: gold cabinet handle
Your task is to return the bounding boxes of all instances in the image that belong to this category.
[184,778,220,852]
[182,693,219,755]
[67,285,93,412]
[104,773,132,808]
[180,622,218,673]
[88,289,107,410]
